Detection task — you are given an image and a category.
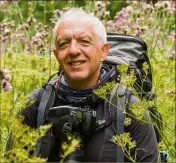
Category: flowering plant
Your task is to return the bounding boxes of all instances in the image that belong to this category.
[0,0,175,162]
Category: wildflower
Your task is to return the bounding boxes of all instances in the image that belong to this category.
[27,15,36,25]
[54,9,63,17]
[155,1,171,10]
[115,16,124,26]
[120,25,129,34]
[44,25,49,30]
[117,64,128,75]
[157,40,162,47]
[0,69,3,80]
[165,89,175,96]
[136,17,144,24]
[32,36,40,44]
[18,33,26,41]
[1,36,8,43]
[106,20,114,27]
[2,79,12,91]
[124,117,131,126]
[4,74,11,81]
[141,26,148,33]
[32,32,42,44]
[129,99,148,120]
[23,23,29,31]
[105,11,110,17]
[112,132,136,149]
[42,31,48,38]
[168,51,176,60]
[131,24,140,29]
[95,1,103,9]
[4,28,10,35]
[171,33,176,44]
[142,62,149,75]
[126,6,133,13]
[161,1,171,9]
[0,69,12,92]
[63,7,71,12]
[135,28,142,37]
[26,41,32,52]
[143,4,154,13]
[36,32,42,38]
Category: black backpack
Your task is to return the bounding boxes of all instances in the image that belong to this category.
[23,33,166,162]
[105,33,163,140]
[105,33,167,162]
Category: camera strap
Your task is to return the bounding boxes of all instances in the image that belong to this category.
[62,113,80,135]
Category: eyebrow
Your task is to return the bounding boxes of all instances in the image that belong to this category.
[56,35,93,43]
[77,35,92,41]
[56,36,70,42]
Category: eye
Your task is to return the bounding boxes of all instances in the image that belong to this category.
[58,41,69,50]
[79,39,90,46]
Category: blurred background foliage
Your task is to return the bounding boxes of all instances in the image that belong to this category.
[0,0,127,24]
[0,0,175,162]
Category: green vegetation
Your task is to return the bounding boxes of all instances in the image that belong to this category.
[0,0,175,162]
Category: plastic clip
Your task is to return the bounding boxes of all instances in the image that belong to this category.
[62,123,72,135]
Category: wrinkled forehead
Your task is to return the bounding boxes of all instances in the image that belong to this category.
[55,19,96,40]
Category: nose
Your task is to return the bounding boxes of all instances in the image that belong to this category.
[68,39,81,55]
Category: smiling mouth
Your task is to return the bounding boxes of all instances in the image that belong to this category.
[69,61,86,66]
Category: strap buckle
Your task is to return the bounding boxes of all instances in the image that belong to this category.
[62,123,72,135]
[160,151,169,162]
[96,119,108,129]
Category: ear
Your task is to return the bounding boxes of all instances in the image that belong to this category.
[53,49,59,62]
[100,43,110,62]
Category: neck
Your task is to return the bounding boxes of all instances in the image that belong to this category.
[64,74,100,90]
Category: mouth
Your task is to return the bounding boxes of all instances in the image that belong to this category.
[68,61,86,66]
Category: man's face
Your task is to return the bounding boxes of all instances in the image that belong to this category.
[53,19,109,89]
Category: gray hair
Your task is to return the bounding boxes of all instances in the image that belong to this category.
[54,8,107,48]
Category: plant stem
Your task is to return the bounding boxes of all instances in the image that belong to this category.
[44,0,46,24]
[49,26,53,77]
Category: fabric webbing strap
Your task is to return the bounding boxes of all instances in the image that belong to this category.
[109,83,127,162]
[36,79,56,156]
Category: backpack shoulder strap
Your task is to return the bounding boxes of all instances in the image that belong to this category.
[109,83,131,163]
[37,77,57,127]
[36,77,57,156]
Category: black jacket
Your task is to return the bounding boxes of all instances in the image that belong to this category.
[6,66,160,162]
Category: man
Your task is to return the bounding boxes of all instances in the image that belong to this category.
[7,8,160,162]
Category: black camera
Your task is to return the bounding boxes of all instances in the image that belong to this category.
[47,105,96,135]
[47,105,97,162]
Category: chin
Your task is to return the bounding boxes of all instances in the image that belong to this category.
[67,72,87,80]
[70,76,87,81]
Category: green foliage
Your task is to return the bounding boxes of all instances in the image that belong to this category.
[0,0,175,162]
[1,115,51,162]
[94,81,115,99]
[112,132,136,162]
[60,134,81,163]
[0,1,126,23]
[0,54,58,162]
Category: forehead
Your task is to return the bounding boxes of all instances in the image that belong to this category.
[55,19,95,39]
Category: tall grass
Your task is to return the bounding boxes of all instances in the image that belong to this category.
[0,0,175,162]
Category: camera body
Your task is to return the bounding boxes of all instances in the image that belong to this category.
[47,105,96,136]
[47,105,96,162]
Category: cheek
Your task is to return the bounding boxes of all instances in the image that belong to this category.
[94,49,104,62]
[55,52,64,63]
[88,46,102,59]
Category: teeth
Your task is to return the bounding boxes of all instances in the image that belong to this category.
[71,61,84,66]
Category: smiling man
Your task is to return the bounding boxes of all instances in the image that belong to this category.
[53,14,109,90]
[6,8,160,162]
